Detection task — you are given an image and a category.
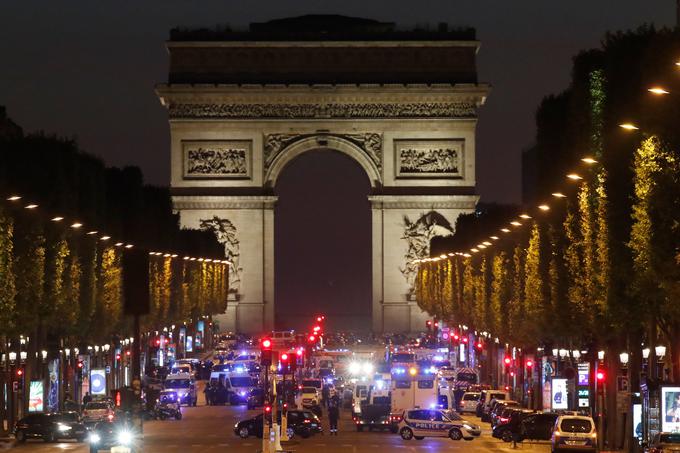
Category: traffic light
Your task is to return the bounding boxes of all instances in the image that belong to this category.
[280,353,290,373]
[476,341,484,350]
[526,359,534,369]
[452,333,460,342]
[504,356,512,374]
[15,368,24,391]
[308,334,316,343]
[16,368,24,378]
[426,320,432,330]
[261,338,272,366]
[596,370,606,382]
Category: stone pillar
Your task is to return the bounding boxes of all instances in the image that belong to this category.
[371,205,384,333]
[263,199,276,331]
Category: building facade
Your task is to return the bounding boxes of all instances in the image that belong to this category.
[156,16,488,333]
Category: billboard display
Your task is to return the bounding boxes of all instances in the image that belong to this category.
[90,369,106,396]
[552,378,568,410]
[28,381,44,413]
[661,386,680,432]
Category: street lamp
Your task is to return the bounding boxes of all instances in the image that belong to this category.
[598,351,605,361]
[559,349,568,358]
[619,352,629,366]
[9,352,16,362]
[642,348,650,359]
[656,345,667,358]
[648,87,670,95]
[572,350,581,359]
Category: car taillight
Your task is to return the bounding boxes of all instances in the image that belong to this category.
[499,417,509,423]
[303,419,311,424]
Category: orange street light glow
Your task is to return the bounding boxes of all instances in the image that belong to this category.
[471,248,479,253]
[552,192,566,198]
[6,196,21,201]
[510,221,522,226]
[100,236,110,241]
[519,214,531,219]
[490,236,499,240]
[567,174,583,180]
[581,157,598,164]
[51,217,64,222]
[539,205,550,211]
[71,222,83,228]
[648,87,669,95]
[482,241,492,246]
[25,204,38,209]
[501,228,511,233]
[619,123,639,131]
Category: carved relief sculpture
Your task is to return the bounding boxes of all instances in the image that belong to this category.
[199,216,242,296]
[170,102,477,119]
[400,211,454,296]
[183,140,251,179]
[395,139,463,178]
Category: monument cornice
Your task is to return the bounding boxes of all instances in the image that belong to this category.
[368,194,479,209]
[172,195,278,210]
[167,40,481,49]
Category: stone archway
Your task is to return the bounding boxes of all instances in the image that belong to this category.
[264,134,382,190]
[157,19,488,333]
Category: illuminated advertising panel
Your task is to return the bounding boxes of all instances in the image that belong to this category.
[28,381,43,412]
[661,386,680,432]
[552,378,568,410]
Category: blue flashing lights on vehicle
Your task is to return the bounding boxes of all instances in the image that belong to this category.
[392,367,406,375]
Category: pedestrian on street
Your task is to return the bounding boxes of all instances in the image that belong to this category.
[328,391,340,436]
[204,382,212,406]
[82,392,92,405]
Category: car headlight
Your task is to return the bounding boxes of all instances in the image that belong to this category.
[234,423,239,429]
[57,423,72,431]
[462,424,473,430]
[118,430,133,445]
[88,433,101,443]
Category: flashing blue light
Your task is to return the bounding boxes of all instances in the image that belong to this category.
[433,355,444,362]
[429,403,436,409]
[393,367,406,375]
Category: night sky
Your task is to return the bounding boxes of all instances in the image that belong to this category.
[0,1,674,329]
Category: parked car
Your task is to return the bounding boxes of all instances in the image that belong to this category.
[476,390,510,420]
[518,412,559,441]
[647,432,680,453]
[490,400,520,427]
[14,412,87,443]
[397,408,480,441]
[551,415,597,453]
[82,401,115,424]
[460,392,480,414]
[233,410,323,439]
[298,387,320,408]
[491,409,535,442]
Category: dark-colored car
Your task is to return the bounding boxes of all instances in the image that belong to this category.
[492,409,535,441]
[234,410,323,439]
[490,401,520,427]
[520,413,558,441]
[14,412,87,443]
[87,419,140,453]
[246,388,264,410]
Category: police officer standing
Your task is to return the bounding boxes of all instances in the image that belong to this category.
[328,390,340,436]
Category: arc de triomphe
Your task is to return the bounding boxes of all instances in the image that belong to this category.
[156,16,488,333]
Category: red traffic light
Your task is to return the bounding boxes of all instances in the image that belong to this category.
[462,337,469,343]
[261,338,272,349]
[476,342,483,349]
[316,316,323,322]
[596,371,605,382]
[16,368,23,377]
[452,334,460,341]
[264,405,272,413]
[77,361,84,369]
[312,326,321,333]
[526,360,534,368]
[155,339,161,346]
[115,353,121,360]
[296,348,304,356]
[426,320,432,327]
[281,353,289,362]
[308,335,316,342]
[504,357,512,365]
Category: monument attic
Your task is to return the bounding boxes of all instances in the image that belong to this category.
[156,15,489,333]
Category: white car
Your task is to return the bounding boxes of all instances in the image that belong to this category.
[460,392,480,413]
[82,401,114,423]
[551,415,597,453]
[398,408,480,441]
[298,387,320,408]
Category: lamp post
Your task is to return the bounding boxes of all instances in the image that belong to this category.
[655,346,666,381]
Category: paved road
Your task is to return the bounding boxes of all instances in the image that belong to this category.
[4,404,553,452]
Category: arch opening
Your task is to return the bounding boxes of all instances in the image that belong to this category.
[274,149,372,332]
